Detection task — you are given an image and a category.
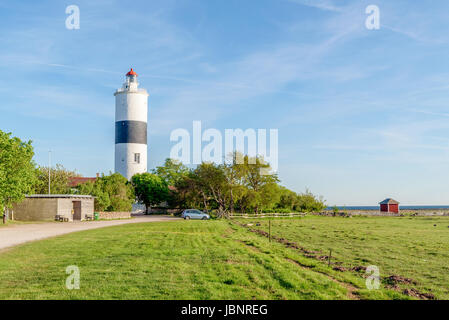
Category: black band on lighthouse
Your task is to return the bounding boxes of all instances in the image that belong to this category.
[115,121,147,144]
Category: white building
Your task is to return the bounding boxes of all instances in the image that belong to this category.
[114,68,149,180]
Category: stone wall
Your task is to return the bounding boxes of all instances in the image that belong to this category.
[98,211,131,220]
[146,207,181,215]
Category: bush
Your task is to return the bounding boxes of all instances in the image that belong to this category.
[77,173,134,212]
[294,190,326,213]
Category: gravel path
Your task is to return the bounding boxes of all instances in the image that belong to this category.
[0,215,180,251]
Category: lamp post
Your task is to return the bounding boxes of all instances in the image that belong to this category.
[48,150,51,195]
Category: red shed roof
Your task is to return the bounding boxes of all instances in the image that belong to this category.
[68,177,97,187]
[379,198,400,205]
[126,68,138,76]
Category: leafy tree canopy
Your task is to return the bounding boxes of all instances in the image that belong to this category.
[153,158,189,186]
[32,164,79,195]
[158,152,326,216]
[131,172,169,213]
[0,130,36,213]
[77,173,134,212]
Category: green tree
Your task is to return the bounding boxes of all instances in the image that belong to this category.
[193,162,230,218]
[77,180,111,211]
[0,130,36,222]
[132,173,169,214]
[32,164,79,194]
[153,158,192,210]
[295,189,326,213]
[151,154,326,217]
[239,155,279,214]
[77,173,134,212]
[259,182,281,212]
[223,152,246,214]
[100,173,135,211]
[276,186,299,211]
[153,158,189,186]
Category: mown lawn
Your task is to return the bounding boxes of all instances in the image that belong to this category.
[0,220,404,300]
[246,216,449,299]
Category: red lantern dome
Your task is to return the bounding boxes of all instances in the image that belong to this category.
[126,68,138,76]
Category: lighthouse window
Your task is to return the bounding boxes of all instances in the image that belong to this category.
[134,153,140,164]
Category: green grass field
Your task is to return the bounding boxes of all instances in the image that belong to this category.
[246,215,449,299]
[0,216,446,300]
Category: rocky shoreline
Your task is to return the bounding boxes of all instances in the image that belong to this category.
[323,208,449,217]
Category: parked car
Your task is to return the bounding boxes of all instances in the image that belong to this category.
[181,209,210,220]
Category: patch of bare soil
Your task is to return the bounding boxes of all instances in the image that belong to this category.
[402,288,435,300]
[233,222,360,300]
[234,221,436,300]
[384,275,417,285]
[333,265,367,272]
[285,258,360,300]
[381,275,434,300]
[332,266,348,272]
[351,266,367,272]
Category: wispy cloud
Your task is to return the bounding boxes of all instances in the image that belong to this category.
[286,0,343,12]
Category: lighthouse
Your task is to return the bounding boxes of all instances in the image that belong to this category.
[114,68,149,180]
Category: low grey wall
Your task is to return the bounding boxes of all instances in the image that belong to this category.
[98,212,131,220]
[13,197,95,221]
[13,198,58,221]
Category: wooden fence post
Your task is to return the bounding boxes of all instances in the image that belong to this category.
[269,220,271,242]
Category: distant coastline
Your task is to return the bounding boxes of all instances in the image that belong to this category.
[327,206,449,211]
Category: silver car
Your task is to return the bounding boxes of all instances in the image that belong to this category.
[181,209,210,220]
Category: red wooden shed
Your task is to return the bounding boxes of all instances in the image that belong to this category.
[379,198,400,213]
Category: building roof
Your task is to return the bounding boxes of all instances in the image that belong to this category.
[126,68,138,76]
[26,195,94,199]
[379,198,400,205]
[68,177,97,187]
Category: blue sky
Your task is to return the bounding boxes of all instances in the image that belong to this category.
[2,0,449,205]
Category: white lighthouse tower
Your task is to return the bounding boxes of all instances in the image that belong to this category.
[114,68,149,180]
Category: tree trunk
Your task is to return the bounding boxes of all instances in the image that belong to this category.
[230,188,234,214]
[201,191,209,212]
